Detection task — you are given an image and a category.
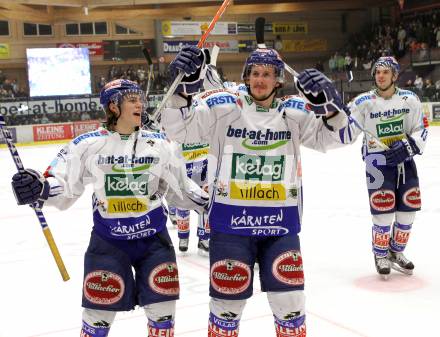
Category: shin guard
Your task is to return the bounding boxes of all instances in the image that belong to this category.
[80,321,110,337]
[390,222,412,252]
[274,315,306,337]
[208,313,240,337]
[372,224,391,257]
[148,319,174,337]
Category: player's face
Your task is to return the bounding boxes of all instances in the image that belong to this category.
[118,94,143,129]
[375,67,396,90]
[248,65,279,100]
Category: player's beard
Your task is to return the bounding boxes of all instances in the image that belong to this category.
[249,84,278,102]
[375,78,394,92]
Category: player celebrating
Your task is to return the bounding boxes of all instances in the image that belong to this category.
[160,46,348,337]
[11,79,208,337]
[338,56,428,278]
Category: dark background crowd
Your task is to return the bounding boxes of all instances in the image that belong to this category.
[2,7,440,126]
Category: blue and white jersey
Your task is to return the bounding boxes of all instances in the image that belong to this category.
[181,142,209,187]
[162,87,346,237]
[341,88,428,157]
[43,127,208,240]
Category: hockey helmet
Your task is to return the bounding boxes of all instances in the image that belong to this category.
[100,79,145,108]
[242,48,285,83]
[371,56,400,77]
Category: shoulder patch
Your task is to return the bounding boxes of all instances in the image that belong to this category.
[200,88,232,99]
[398,89,417,97]
[280,96,308,113]
[355,94,373,106]
[141,131,166,140]
[205,93,237,108]
[72,129,109,145]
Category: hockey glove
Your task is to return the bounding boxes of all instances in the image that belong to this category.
[168,46,210,95]
[295,69,349,116]
[384,137,420,167]
[11,169,50,205]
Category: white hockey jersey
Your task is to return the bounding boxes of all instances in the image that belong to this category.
[43,127,208,240]
[161,88,347,237]
[180,141,209,187]
[341,88,428,156]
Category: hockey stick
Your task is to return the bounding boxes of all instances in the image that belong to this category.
[255,17,388,149]
[151,0,233,122]
[142,47,154,98]
[0,115,70,281]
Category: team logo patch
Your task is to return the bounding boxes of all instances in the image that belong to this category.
[211,260,251,294]
[272,251,304,286]
[83,270,124,305]
[177,219,190,233]
[373,231,390,249]
[403,187,421,208]
[149,263,179,296]
[393,229,410,245]
[370,190,395,211]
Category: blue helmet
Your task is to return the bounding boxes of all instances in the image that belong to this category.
[242,48,285,83]
[100,79,144,108]
[371,56,400,77]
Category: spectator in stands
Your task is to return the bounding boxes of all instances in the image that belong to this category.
[0,88,8,99]
[0,70,5,84]
[397,25,407,53]
[414,74,424,92]
[137,67,146,81]
[436,25,440,47]
[337,53,345,72]
[435,79,440,101]
[344,52,353,71]
[424,79,436,101]
[81,111,91,121]
[328,54,337,73]
[40,113,51,124]
[96,76,106,93]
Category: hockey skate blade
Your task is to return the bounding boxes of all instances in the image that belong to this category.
[379,273,390,281]
[198,248,209,257]
[391,263,413,275]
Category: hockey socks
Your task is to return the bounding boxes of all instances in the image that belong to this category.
[148,318,174,337]
[390,222,412,252]
[208,313,239,337]
[274,315,306,337]
[80,321,110,337]
[372,224,391,257]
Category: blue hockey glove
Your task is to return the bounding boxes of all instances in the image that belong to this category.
[11,169,50,205]
[168,46,210,94]
[295,69,348,115]
[384,137,420,167]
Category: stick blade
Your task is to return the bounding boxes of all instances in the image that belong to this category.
[142,48,153,65]
[255,17,266,47]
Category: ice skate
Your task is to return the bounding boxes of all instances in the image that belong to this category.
[179,238,189,252]
[197,239,209,256]
[374,255,391,280]
[388,251,414,275]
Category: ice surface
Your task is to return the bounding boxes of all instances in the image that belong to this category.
[1,128,439,337]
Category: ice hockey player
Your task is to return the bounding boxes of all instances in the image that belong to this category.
[172,141,210,255]
[160,45,350,337]
[11,79,208,337]
[337,56,428,279]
